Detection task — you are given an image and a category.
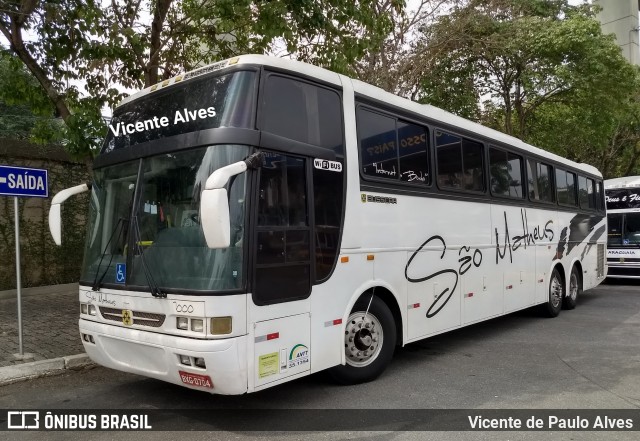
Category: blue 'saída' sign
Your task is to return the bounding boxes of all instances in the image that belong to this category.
[0,165,48,198]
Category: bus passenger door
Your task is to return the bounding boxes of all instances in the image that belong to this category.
[250,152,312,390]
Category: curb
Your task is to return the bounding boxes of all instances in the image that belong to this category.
[0,354,94,386]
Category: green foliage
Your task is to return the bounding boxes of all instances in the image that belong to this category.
[0,53,53,115]
[0,53,64,142]
[1,0,394,162]
[415,0,640,177]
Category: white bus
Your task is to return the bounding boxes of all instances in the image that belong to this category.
[49,55,607,395]
[604,176,640,278]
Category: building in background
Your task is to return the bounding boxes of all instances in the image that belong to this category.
[595,0,640,65]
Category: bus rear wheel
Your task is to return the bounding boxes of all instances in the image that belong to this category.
[563,266,581,310]
[542,268,563,317]
[329,295,396,384]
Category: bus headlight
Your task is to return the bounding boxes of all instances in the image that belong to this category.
[88,304,97,316]
[211,317,232,335]
[176,317,188,330]
[80,303,88,315]
[191,319,204,332]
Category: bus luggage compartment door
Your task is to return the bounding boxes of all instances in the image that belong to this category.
[253,313,310,388]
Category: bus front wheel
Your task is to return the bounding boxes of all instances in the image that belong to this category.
[329,295,396,384]
[542,268,563,317]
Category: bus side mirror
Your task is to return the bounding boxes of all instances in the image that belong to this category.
[200,188,231,249]
[200,160,247,249]
[200,153,262,249]
[49,183,90,246]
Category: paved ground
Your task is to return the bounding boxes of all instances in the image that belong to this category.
[0,283,83,367]
[1,281,639,440]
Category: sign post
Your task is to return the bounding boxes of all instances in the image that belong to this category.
[0,165,48,358]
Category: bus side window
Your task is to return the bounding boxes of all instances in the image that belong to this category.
[557,169,577,206]
[436,131,463,189]
[261,74,344,154]
[398,121,429,184]
[527,159,539,200]
[579,176,597,210]
[529,160,554,203]
[538,162,554,202]
[436,131,484,192]
[597,181,605,211]
[490,147,523,198]
[358,109,398,180]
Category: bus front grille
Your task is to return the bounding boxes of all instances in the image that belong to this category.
[98,307,166,327]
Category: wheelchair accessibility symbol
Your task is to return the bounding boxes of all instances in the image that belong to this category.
[115,263,126,284]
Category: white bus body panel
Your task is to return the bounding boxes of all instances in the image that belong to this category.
[251,313,311,390]
[80,319,248,395]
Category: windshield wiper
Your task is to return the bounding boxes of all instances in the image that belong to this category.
[92,217,126,291]
[132,216,166,299]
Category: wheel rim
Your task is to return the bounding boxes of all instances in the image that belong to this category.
[569,272,578,301]
[550,274,562,308]
[344,311,383,367]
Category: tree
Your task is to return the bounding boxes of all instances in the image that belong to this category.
[413,0,639,176]
[350,0,451,94]
[0,0,393,161]
[0,53,64,142]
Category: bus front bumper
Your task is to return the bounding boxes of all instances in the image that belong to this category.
[79,318,248,395]
[607,263,640,279]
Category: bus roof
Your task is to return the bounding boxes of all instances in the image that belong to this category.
[118,54,601,178]
[604,176,640,189]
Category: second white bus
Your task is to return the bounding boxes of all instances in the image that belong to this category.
[605,176,640,278]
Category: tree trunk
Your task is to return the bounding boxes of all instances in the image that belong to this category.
[147,0,173,87]
[1,20,73,123]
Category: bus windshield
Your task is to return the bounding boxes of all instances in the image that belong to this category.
[607,212,640,247]
[81,145,251,292]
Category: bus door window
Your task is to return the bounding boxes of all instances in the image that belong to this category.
[607,214,622,246]
[313,163,344,282]
[255,153,311,304]
[625,213,640,244]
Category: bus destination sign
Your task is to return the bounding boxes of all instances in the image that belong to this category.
[605,188,640,210]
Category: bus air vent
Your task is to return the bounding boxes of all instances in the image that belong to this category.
[597,244,605,278]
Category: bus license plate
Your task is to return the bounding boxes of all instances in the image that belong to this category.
[179,371,213,389]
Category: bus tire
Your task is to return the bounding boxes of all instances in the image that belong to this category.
[563,266,581,310]
[329,295,396,385]
[542,268,563,317]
